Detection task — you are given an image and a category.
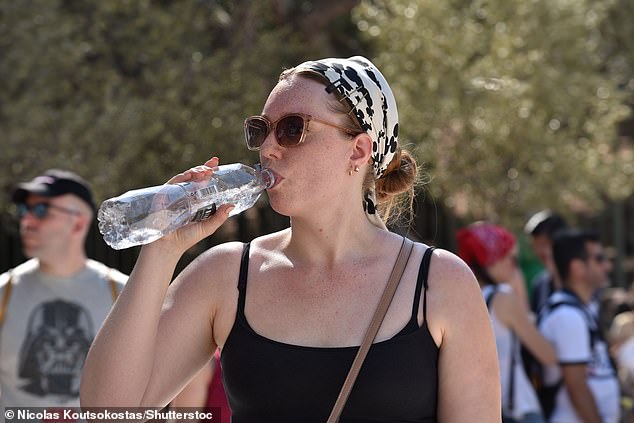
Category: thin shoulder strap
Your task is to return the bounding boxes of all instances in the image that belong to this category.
[237,243,251,315]
[327,236,414,423]
[0,271,14,327]
[412,247,435,325]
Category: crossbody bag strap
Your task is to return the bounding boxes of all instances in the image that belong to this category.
[326,236,415,423]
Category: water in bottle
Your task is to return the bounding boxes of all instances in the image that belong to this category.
[98,163,275,249]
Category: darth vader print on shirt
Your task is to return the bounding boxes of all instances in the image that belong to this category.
[18,299,94,398]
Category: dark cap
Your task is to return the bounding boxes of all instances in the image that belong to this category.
[11,169,96,212]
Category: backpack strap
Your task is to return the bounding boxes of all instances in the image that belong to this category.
[0,271,14,327]
[107,269,120,302]
[0,266,120,327]
[547,300,598,350]
[484,285,498,309]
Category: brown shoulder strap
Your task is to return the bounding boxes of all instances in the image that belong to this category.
[0,271,14,326]
[108,269,119,302]
[327,236,414,423]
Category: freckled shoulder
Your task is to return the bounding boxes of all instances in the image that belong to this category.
[166,241,247,307]
[424,248,485,335]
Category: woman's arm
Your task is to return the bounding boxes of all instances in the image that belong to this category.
[495,291,557,365]
[169,358,214,408]
[80,159,235,408]
[432,251,502,423]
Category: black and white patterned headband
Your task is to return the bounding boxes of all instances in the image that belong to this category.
[295,56,399,179]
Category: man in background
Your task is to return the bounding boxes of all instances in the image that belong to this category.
[0,169,127,416]
[538,228,619,423]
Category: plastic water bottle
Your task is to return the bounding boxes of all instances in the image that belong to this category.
[98,163,275,249]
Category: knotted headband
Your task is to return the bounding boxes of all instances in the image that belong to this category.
[295,56,399,179]
[295,56,399,228]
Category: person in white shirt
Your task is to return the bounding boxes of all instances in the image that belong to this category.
[539,228,619,423]
[458,222,557,423]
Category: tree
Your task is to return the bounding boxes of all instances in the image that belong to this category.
[354,0,632,229]
[0,0,363,212]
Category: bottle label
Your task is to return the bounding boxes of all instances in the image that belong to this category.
[192,204,217,221]
[180,182,219,200]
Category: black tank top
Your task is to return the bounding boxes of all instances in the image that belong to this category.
[220,243,439,423]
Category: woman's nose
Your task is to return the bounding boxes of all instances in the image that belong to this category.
[259,130,282,160]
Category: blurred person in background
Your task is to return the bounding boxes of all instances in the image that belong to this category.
[524,210,568,315]
[0,170,127,415]
[538,228,619,423]
[458,222,557,423]
[608,310,634,423]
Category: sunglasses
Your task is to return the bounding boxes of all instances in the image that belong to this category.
[17,202,80,219]
[244,113,359,151]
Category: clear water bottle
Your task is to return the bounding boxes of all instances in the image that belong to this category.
[98,163,275,249]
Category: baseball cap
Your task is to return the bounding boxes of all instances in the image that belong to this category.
[11,169,96,212]
[523,210,568,237]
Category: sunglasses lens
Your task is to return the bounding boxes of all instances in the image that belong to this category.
[32,203,49,218]
[16,203,49,219]
[244,117,269,150]
[17,204,28,218]
[276,115,305,147]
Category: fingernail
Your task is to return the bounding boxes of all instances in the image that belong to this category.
[225,205,235,215]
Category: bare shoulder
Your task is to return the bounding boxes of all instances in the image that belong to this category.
[427,248,482,303]
[426,248,501,421]
[169,231,287,297]
[425,248,487,341]
[174,241,246,293]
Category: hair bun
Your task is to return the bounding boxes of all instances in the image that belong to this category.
[375,149,417,201]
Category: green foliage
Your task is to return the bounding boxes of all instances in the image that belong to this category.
[2,0,632,238]
[0,0,345,209]
[355,0,632,230]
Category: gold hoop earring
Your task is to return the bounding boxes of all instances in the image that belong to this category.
[348,165,360,176]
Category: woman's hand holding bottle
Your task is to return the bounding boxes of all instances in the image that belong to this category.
[154,157,235,253]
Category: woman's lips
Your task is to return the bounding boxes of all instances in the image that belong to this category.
[269,172,283,189]
[266,169,283,189]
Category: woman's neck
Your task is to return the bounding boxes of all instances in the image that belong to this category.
[286,210,389,266]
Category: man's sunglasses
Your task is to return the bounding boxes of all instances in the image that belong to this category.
[244,113,359,151]
[17,202,80,219]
